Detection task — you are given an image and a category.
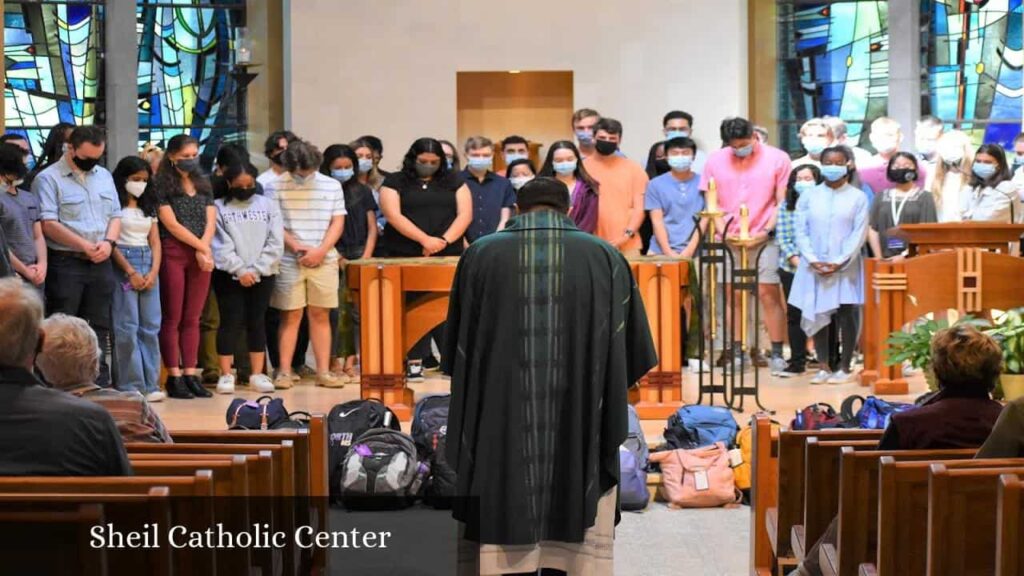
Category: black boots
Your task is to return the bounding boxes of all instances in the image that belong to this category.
[165,376,193,399]
[184,374,213,398]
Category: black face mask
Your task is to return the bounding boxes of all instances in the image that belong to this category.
[269,150,285,166]
[887,167,918,184]
[595,140,618,156]
[231,187,258,201]
[72,155,101,172]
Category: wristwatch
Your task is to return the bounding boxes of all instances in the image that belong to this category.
[624,229,636,238]
[103,239,118,250]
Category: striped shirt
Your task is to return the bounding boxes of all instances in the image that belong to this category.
[776,201,799,273]
[67,383,172,444]
[264,172,347,250]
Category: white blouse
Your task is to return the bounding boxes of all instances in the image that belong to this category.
[119,207,154,247]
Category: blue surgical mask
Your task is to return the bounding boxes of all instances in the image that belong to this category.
[665,130,690,141]
[504,152,528,164]
[666,155,693,172]
[553,160,577,175]
[802,138,828,156]
[733,144,754,158]
[576,131,594,145]
[331,168,354,183]
[972,162,997,180]
[467,156,493,171]
[358,158,374,173]
[793,181,817,195]
[446,158,454,170]
[820,164,849,183]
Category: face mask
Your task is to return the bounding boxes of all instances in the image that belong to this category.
[415,162,439,178]
[665,130,690,140]
[331,168,354,183]
[174,157,201,174]
[667,155,693,172]
[972,162,997,180]
[793,180,816,195]
[72,155,101,172]
[802,137,828,156]
[270,151,285,166]
[887,167,918,184]
[467,156,493,171]
[553,160,577,175]
[358,158,374,173]
[820,164,849,183]
[293,172,316,185]
[10,178,24,188]
[125,181,147,198]
[916,139,937,157]
[510,176,534,190]
[870,136,899,155]
[733,144,754,158]
[446,158,454,170]
[504,152,528,165]
[576,130,594,145]
[594,140,618,156]
[231,187,258,201]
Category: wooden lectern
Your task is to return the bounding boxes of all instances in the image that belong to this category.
[862,223,1024,395]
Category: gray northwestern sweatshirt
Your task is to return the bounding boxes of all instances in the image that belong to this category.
[213,194,285,279]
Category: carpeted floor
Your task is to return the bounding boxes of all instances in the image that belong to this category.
[615,503,749,575]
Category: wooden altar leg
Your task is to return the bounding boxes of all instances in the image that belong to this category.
[631,262,684,419]
[860,258,879,388]
[359,264,414,420]
[873,260,908,395]
[634,371,684,420]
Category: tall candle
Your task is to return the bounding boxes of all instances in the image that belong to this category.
[739,204,750,239]
[707,178,718,213]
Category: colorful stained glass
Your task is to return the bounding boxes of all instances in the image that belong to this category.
[136,0,246,160]
[924,0,1024,147]
[3,1,104,162]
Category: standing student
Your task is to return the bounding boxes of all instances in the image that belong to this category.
[572,108,601,158]
[505,158,536,191]
[257,130,297,187]
[792,118,834,167]
[0,143,45,289]
[914,116,944,177]
[264,140,346,389]
[963,143,1020,223]
[867,153,938,260]
[353,138,387,236]
[109,156,163,401]
[858,117,925,193]
[538,140,600,234]
[439,139,461,172]
[789,147,869,385]
[461,136,516,243]
[661,110,708,174]
[24,122,73,191]
[212,162,283,394]
[641,140,670,253]
[321,144,378,379]
[584,117,648,256]
[34,125,121,388]
[500,135,530,167]
[646,137,703,258]
[776,165,823,378]
[154,134,216,399]
[929,130,974,222]
[356,135,387,177]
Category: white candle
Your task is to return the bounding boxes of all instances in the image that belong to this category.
[739,204,750,240]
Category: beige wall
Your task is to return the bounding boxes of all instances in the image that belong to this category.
[285,0,748,166]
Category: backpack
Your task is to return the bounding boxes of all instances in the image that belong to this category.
[790,403,844,431]
[411,394,450,455]
[665,405,740,449]
[425,433,457,508]
[339,428,427,508]
[619,405,650,511]
[226,396,289,430]
[857,396,915,429]
[327,399,401,498]
[648,442,740,508]
[733,419,781,492]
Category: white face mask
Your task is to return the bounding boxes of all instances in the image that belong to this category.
[510,175,534,190]
[870,134,900,155]
[125,180,147,198]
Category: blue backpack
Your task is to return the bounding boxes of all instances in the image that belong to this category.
[858,396,915,429]
[665,405,740,449]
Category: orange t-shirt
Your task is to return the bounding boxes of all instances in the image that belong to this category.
[583,155,649,252]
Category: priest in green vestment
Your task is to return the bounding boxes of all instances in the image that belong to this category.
[442,177,657,571]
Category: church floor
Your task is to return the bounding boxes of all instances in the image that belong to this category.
[152,366,925,576]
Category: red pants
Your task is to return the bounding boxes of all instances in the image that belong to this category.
[159,237,211,370]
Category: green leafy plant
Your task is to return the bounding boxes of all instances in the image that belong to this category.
[984,309,1024,376]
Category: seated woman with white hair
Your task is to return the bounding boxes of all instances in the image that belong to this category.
[37,314,172,444]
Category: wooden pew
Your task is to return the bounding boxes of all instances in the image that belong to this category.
[866,457,1024,576]
[819,448,976,576]
[768,428,884,570]
[927,464,1024,575]
[997,474,1023,576]
[0,490,173,576]
[126,442,292,496]
[750,414,778,576]
[793,438,882,562]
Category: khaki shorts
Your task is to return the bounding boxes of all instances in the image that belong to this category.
[714,240,780,285]
[271,253,340,310]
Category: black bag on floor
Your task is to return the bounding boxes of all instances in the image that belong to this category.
[425,432,457,508]
[339,428,427,509]
[272,410,311,430]
[327,399,400,499]
[411,394,457,508]
[226,396,289,430]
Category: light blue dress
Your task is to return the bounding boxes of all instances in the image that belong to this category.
[788,182,869,335]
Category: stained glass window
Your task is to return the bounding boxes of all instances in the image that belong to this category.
[136,0,246,161]
[924,0,1024,147]
[3,1,105,162]
[778,1,889,154]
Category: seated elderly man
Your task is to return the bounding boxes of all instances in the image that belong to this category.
[37,314,172,444]
[0,278,131,475]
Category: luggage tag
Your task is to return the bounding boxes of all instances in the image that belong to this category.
[694,470,710,492]
[728,449,744,468]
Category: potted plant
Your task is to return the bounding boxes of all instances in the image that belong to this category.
[885,315,987,391]
[984,309,1024,401]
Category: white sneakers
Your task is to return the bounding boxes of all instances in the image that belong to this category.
[810,369,856,385]
[145,390,166,403]
[216,374,236,394]
[769,357,788,377]
[810,370,831,385]
[687,358,711,374]
[249,373,275,393]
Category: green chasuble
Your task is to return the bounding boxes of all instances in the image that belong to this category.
[442,210,658,546]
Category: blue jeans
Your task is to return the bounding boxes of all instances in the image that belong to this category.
[111,246,161,394]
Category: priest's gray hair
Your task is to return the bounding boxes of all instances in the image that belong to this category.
[0,278,44,368]
[37,314,101,389]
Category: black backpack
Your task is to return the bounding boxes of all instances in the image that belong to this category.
[338,428,427,509]
[425,432,457,508]
[327,399,400,498]
[411,394,450,455]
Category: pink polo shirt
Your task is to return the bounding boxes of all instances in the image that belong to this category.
[699,142,791,235]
